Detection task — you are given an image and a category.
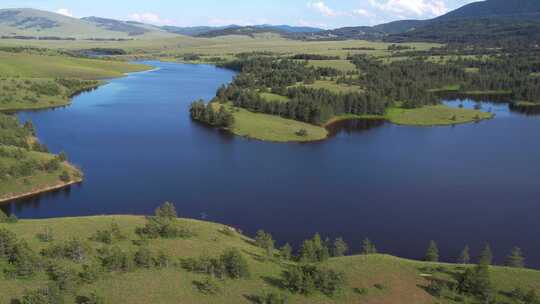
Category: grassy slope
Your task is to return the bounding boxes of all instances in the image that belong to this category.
[0,52,149,79]
[217,104,328,142]
[0,147,82,202]
[0,215,539,304]
[0,51,151,111]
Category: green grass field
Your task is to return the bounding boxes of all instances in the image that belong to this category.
[386,105,494,126]
[0,146,82,202]
[217,104,328,142]
[306,60,357,72]
[294,80,363,94]
[0,52,150,79]
[0,215,538,304]
[260,92,290,103]
[0,51,151,111]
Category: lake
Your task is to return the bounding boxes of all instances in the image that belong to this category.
[5,61,540,267]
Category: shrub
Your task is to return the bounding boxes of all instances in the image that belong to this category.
[47,263,80,293]
[283,264,345,296]
[195,277,220,295]
[41,238,92,263]
[90,222,126,244]
[183,249,250,279]
[36,227,54,242]
[98,246,134,272]
[79,262,103,284]
[220,248,250,279]
[253,291,289,304]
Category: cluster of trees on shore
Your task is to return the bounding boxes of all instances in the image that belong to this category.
[0,114,74,184]
[189,100,234,128]
[208,56,390,124]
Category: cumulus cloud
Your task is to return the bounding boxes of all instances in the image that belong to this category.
[308,1,337,17]
[368,0,448,18]
[129,12,174,25]
[308,1,373,18]
[56,8,73,17]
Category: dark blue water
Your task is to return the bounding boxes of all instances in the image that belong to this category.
[5,61,540,267]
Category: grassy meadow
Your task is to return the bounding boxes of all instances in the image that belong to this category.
[0,51,150,110]
[0,215,539,303]
[0,147,82,203]
[386,105,494,126]
[216,103,328,142]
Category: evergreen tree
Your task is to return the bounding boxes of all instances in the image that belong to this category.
[479,244,493,266]
[425,241,439,262]
[280,243,292,261]
[332,238,348,257]
[155,202,177,219]
[255,230,275,260]
[506,247,525,268]
[458,246,470,264]
[361,238,377,255]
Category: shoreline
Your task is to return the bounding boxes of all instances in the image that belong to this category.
[0,177,83,204]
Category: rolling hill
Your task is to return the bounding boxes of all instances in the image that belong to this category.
[294,0,540,43]
[0,8,175,40]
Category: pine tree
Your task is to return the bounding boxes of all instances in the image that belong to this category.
[155,202,177,219]
[255,230,274,260]
[280,243,292,261]
[458,246,470,264]
[425,241,439,262]
[332,238,348,257]
[362,238,377,255]
[479,244,493,266]
[506,247,525,268]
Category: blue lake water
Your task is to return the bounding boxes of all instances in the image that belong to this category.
[5,61,540,267]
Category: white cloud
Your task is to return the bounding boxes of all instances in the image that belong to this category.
[368,0,448,18]
[308,1,337,17]
[308,1,374,19]
[56,8,73,17]
[129,12,174,25]
[352,9,372,17]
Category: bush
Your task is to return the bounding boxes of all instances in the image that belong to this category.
[135,202,194,239]
[41,238,92,263]
[195,277,221,295]
[79,262,103,284]
[36,227,54,242]
[283,264,345,296]
[20,284,64,304]
[47,263,80,293]
[98,246,134,272]
[253,291,289,304]
[182,249,250,279]
[90,222,126,244]
[76,292,105,304]
[220,248,250,279]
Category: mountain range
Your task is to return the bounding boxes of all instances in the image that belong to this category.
[1,0,540,44]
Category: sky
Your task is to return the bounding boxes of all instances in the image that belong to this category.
[2,0,480,29]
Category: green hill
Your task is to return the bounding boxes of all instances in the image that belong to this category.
[0,213,539,303]
[0,8,175,40]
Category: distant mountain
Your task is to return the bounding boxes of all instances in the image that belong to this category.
[81,17,150,36]
[387,0,540,45]
[161,25,229,36]
[191,24,322,38]
[0,8,175,39]
[295,0,540,44]
[435,0,540,21]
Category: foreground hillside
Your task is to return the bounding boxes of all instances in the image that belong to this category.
[0,209,539,304]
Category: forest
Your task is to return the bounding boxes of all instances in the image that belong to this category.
[192,48,540,128]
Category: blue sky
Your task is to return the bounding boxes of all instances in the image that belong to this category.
[2,0,480,28]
